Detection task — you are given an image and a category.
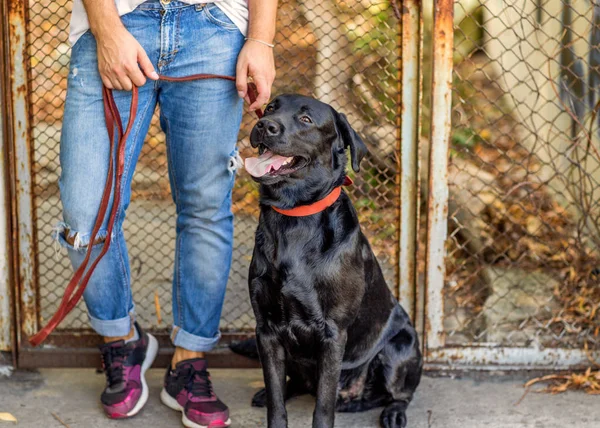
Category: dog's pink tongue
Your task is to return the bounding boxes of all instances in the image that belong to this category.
[245,151,292,177]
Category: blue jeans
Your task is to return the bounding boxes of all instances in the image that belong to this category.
[57,1,244,351]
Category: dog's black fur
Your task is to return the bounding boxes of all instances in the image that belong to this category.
[244,94,422,428]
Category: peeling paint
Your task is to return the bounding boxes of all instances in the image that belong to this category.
[398,0,422,324]
[427,347,600,370]
[8,0,38,341]
[0,126,11,352]
[424,0,454,351]
[0,3,13,352]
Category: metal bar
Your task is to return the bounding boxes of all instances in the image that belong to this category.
[19,330,254,349]
[18,332,259,368]
[398,0,422,324]
[0,97,12,352]
[19,348,261,369]
[424,0,453,351]
[0,0,13,353]
[0,0,18,366]
[6,0,38,344]
[0,44,12,353]
[427,347,600,370]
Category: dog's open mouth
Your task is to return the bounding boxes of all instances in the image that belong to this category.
[245,145,308,178]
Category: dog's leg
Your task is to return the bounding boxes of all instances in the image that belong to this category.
[252,376,309,408]
[257,332,288,428]
[379,330,422,428]
[312,330,347,428]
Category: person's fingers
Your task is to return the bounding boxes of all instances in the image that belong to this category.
[138,48,159,80]
[116,72,133,91]
[249,76,270,111]
[236,58,249,99]
[101,75,114,89]
[126,60,147,87]
[109,75,123,91]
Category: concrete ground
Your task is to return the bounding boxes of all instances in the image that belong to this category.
[1,369,598,428]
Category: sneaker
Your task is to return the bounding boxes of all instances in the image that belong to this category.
[160,358,231,428]
[99,322,158,419]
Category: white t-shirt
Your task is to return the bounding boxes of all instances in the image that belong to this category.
[69,0,248,45]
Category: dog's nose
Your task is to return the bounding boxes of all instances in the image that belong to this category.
[256,119,281,136]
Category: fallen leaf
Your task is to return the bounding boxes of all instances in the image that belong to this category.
[0,413,17,422]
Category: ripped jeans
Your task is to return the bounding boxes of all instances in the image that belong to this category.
[57,1,245,351]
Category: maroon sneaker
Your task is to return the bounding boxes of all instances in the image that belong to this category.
[160,358,230,428]
[99,322,158,419]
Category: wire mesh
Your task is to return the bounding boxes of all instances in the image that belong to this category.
[444,0,600,350]
[28,0,400,336]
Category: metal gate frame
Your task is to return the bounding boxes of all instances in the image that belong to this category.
[8,0,595,370]
[5,0,410,369]
[0,0,17,366]
[420,0,600,370]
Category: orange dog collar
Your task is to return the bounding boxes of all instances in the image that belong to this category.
[272,176,353,217]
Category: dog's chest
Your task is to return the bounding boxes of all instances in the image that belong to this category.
[252,212,363,349]
[259,247,351,349]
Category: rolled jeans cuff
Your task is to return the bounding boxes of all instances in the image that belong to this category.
[171,326,221,352]
[89,312,134,338]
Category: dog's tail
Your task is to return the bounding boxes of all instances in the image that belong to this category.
[229,337,259,360]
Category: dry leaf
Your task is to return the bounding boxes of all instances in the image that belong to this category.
[154,291,162,325]
[0,413,17,422]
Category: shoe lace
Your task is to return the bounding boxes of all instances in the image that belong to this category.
[101,346,128,387]
[182,367,214,398]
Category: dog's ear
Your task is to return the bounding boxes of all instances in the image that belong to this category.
[334,111,368,172]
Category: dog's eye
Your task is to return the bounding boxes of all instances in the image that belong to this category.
[265,105,274,113]
[300,116,312,124]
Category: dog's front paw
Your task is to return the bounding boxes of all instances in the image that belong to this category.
[380,403,407,428]
[252,388,268,407]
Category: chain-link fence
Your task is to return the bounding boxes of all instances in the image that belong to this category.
[28,0,400,338]
[442,0,600,352]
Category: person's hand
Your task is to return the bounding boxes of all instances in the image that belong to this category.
[236,40,276,111]
[96,26,159,91]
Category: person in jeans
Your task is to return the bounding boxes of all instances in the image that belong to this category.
[57,0,276,426]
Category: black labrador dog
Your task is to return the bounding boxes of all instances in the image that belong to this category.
[242,94,422,428]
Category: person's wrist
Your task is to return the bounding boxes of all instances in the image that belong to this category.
[245,38,275,49]
[247,33,274,45]
[91,20,126,41]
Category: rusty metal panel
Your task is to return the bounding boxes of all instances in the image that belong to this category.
[0,60,12,352]
[423,0,600,369]
[21,0,404,367]
[18,332,258,368]
[7,0,38,341]
[398,0,422,323]
[28,0,403,333]
[424,0,454,351]
[0,127,13,352]
[427,347,600,370]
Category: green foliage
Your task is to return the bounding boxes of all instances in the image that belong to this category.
[451,127,480,150]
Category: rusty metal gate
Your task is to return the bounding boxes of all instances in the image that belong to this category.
[423,0,600,369]
[4,0,407,367]
[4,0,599,369]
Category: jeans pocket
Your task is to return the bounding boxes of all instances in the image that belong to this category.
[202,3,239,31]
[70,30,94,63]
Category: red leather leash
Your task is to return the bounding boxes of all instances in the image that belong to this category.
[30,74,263,346]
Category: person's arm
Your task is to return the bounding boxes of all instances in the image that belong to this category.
[236,0,278,111]
[83,0,158,91]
